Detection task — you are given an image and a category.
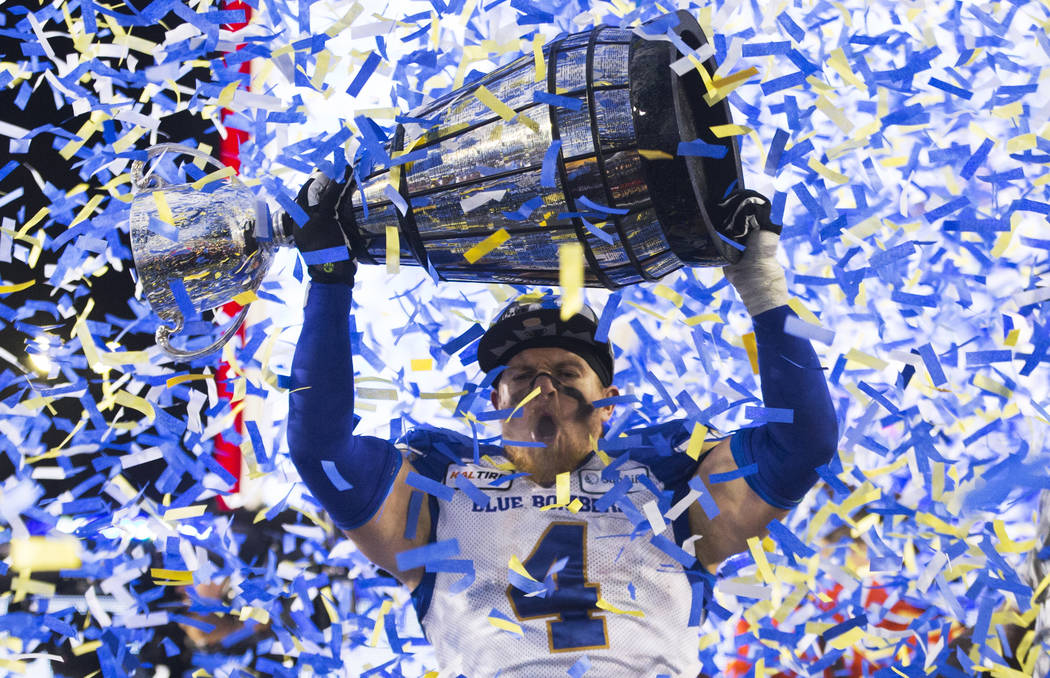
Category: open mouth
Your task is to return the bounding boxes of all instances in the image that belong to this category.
[533,414,558,443]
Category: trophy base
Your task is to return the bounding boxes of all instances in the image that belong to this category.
[630,10,747,267]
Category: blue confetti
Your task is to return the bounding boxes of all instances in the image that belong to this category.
[347,52,382,96]
[708,464,758,484]
[857,381,900,414]
[760,70,808,96]
[533,90,582,110]
[167,277,197,320]
[580,216,617,245]
[406,471,456,501]
[567,655,591,677]
[301,244,351,266]
[590,394,638,408]
[677,138,729,159]
[916,343,948,386]
[783,314,835,344]
[320,460,353,491]
[928,77,974,100]
[593,291,621,343]
[541,139,562,188]
[442,322,485,355]
[476,407,525,421]
[744,406,794,423]
[501,439,546,447]
[576,195,629,215]
[404,490,423,540]
[776,11,805,42]
[396,538,461,572]
[960,138,995,179]
[454,473,490,508]
[764,128,789,175]
[502,195,545,220]
[742,41,791,56]
[716,230,746,251]
[650,534,696,567]
[147,215,180,242]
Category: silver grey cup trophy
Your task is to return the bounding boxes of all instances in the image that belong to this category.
[128,11,754,360]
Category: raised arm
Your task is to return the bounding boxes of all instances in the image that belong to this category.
[689,191,838,572]
[285,172,432,588]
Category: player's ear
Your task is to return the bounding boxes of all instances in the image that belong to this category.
[598,384,619,422]
[490,388,501,410]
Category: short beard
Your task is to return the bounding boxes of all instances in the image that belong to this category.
[504,442,586,487]
[502,404,601,487]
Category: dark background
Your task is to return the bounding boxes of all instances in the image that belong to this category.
[0,0,220,498]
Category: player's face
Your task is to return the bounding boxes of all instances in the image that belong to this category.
[491,347,618,486]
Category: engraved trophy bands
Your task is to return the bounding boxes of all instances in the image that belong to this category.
[129,11,749,359]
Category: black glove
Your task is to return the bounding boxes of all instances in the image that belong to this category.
[714,189,782,239]
[719,190,788,316]
[285,169,357,285]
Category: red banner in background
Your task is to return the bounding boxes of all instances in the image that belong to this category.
[214,0,253,511]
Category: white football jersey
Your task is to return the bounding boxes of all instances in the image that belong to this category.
[398,423,710,678]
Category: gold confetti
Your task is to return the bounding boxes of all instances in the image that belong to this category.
[464,228,510,264]
[559,242,583,320]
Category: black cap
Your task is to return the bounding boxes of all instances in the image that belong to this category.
[477,296,614,387]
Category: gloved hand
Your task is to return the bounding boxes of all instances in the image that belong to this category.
[286,169,357,285]
[719,190,789,317]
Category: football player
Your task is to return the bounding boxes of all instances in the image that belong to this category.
[286,173,837,676]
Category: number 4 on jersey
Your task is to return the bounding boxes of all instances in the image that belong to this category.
[506,521,608,652]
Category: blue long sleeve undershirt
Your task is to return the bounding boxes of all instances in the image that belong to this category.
[730,304,838,509]
[287,283,402,531]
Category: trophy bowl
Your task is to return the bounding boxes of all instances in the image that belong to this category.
[128,144,282,359]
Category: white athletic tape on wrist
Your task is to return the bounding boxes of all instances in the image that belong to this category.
[722,230,789,316]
